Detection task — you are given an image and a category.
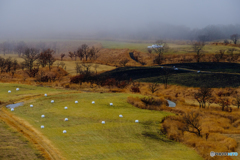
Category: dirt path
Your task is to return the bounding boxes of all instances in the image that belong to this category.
[0,107,64,160]
[0,91,73,160]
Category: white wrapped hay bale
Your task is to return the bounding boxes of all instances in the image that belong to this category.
[63,130,67,133]
[75,101,78,104]
[92,101,95,104]
[64,106,68,109]
[41,125,44,129]
[51,100,54,103]
[8,90,11,93]
[174,68,178,70]
[44,93,47,96]
[16,88,19,91]
[64,118,68,121]
[197,70,201,73]
[110,103,113,106]
[11,108,14,111]
[119,115,123,118]
[135,120,139,123]
[101,121,105,124]
[41,115,45,118]
[30,104,33,107]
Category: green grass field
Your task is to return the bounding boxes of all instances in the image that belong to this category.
[1,83,203,160]
[99,40,240,54]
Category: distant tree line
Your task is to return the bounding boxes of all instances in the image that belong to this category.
[0,41,59,56]
[68,44,100,61]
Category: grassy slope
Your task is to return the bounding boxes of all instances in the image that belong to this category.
[53,60,116,75]
[0,119,44,160]
[0,83,72,102]
[1,83,203,160]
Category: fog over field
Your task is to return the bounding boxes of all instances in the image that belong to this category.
[0,0,240,40]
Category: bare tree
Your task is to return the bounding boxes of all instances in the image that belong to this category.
[148,83,159,94]
[152,40,169,65]
[230,34,239,45]
[194,87,213,108]
[214,49,225,62]
[81,62,92,75]
[81,44,89,61]
[15,41,27,57]
[0,57,5,73]
[232,94,240,109]
[89,46,100,60]
[13,59,18,71]
[162,68,172,89]
[119,58,129,67]
[182,111,202,137]
[217,97,230,111]
[227,48,238,62]
[75,62,83,75]
[77,48,84,60]
[192,41,205,63]
[38,49,55,70]
[60,53,65,61]
[5,57,12,73]
[45,49,55,70]
[22,48,39,72]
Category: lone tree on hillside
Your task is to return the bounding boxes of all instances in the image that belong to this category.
[192,41,205,63]
[194,87,213,108]
[22,47,39,72]
[182,111,202,137]
[148,82,159,94]
[152,40,169,65]
[230,34,239,45]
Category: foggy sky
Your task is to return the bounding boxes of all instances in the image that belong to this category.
[0,0,240,39]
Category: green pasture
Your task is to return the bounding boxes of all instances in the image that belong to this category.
[0,83,72,102]
[100,40,240,54]
[1,83,203,160]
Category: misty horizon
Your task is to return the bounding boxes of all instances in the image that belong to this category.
[1,0,240,40]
